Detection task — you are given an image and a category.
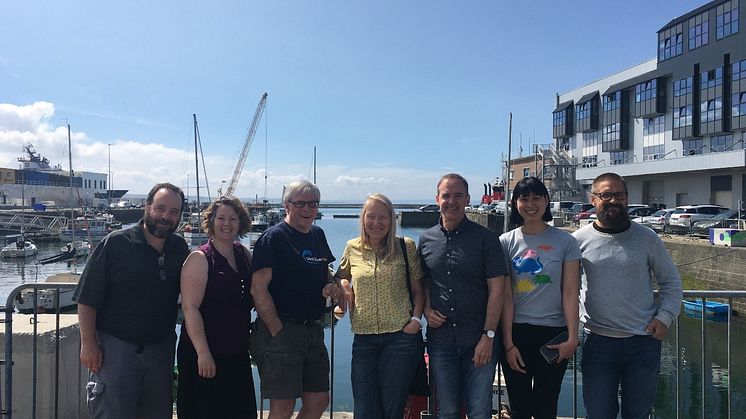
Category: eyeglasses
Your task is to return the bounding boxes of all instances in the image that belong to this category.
[592,192,628,201]
[288,200,320,208]
[158,254,166,281]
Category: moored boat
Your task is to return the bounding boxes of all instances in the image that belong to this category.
[14,272,80,313]
[1,237,38,258]
[682,299,730,315]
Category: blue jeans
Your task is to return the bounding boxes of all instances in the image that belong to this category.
[581,333,662,419]
[351,331,422,419]
[428,341,499,419]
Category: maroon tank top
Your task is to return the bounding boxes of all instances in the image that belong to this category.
[184,240,252,356]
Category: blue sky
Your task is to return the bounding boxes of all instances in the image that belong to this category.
[1,0,706,201]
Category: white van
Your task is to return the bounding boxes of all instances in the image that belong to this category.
[549,201,576,216]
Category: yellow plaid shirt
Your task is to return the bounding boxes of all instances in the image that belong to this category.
[335,236,424,334]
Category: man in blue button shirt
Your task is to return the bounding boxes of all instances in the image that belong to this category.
[419,173,508,419]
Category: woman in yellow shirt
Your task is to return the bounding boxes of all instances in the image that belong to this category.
[335,193,425,419]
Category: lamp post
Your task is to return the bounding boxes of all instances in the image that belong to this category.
[108,144,112,202]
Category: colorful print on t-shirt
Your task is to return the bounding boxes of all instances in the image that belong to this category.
[511,247,552,293]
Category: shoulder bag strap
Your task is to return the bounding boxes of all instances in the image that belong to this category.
[399,237,414,314]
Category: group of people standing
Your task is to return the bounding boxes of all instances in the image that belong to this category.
[73,170,682,419]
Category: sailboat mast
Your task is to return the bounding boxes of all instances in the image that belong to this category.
[313,146,317,184]
[193,114,200,210]
[68,123,75,242]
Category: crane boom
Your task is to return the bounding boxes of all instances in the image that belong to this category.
[225,92,268,197]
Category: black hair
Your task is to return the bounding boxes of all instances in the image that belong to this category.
[509,177,553,225]
[146,183,185,208]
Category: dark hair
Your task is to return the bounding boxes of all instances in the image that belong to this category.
[437,173,469,194]
[145,183,185,208]
[592,172,627,193]
[201,196,251,238]
[509,177,553,225]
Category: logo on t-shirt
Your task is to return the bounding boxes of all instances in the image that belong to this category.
[512,248,551,293]
[302,249,328,264]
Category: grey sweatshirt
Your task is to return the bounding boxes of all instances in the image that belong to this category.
[573,222,682,338]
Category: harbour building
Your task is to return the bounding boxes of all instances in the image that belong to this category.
[0,143,120,208]
[552,0,746,208]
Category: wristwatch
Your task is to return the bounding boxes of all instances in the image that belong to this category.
[483,329,496,339]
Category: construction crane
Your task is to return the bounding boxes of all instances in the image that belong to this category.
[221,92,268,197]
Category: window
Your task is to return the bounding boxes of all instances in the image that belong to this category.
[673,105,693,128]
[701,67,723,89]
[701,98,723,122]
[733,59,746,81]
[582,132,599,168]
[716,1,739,39]
[635,80,657,103]
[610,151,630,165]
[689,12,709,49]
[711,134,735,151]
[522,168,530,178]
[673,77,693,97]
[603,92,620,111]
[576,102,590,120]
[683,139,704,155]
[553,111,565,127]
[733,92,746,116]
[643,116,666,161]
[659,28,683,60]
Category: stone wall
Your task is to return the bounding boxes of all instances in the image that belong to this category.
[663,239,746,313]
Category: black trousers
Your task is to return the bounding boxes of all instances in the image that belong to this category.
[176,338,257,419]
[500,323,570,419]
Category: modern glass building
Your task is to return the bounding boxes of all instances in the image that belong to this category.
[553,0,745,208]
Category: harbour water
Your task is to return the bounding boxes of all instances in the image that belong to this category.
[1,208,745,417]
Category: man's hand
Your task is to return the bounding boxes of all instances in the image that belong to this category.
[472,335,493,367]
[80,340,102,373]
[424,307,447,328]
[504,345,526,373]
[322,283,344,305]
[197,352,216,378]
[646,318,669,340]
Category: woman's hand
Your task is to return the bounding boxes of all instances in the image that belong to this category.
[339,279,355,312]
[549,337,578,362]
[505,345,526,374]
[197,352,216,378]
[402,318,421,335]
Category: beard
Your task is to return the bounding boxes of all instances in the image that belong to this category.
[144,212,178,238]
[596,202,629,229]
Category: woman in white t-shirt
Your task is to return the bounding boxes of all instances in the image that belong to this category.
[499,177,581,419]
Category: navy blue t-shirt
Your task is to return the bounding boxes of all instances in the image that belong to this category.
[252,221,335,321]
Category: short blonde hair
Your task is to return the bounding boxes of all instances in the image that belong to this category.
[359,193,399,261]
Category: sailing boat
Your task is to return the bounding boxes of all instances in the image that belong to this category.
[46,124,92,261]
[1,176,38,258]
[182,114,210,244]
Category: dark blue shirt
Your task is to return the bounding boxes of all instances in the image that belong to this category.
[252,221,335,321]
[418,217,507,347]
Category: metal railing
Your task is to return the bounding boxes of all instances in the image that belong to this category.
[1,287,745,418]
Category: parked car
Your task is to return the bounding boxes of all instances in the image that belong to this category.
[573,207,596,224]
[627,206,657,220]
[550,201,577,216]
[638,208,676,232]
[565,203,594,220]
[669,205,729,230]
[690,209,746,237]
[418,204,439,212]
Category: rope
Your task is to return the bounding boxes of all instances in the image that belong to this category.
[676,248,740,267]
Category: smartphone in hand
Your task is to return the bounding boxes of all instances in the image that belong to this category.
[539,330,569,364]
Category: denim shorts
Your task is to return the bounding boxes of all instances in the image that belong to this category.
[249,317,330,399]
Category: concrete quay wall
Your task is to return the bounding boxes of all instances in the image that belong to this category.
[0,314,89,419]
[663,240,746,312]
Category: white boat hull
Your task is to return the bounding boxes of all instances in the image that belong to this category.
[1,242,38,258]
[14,273,81,313]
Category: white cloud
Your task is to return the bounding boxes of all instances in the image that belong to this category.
[0,100,482,203]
